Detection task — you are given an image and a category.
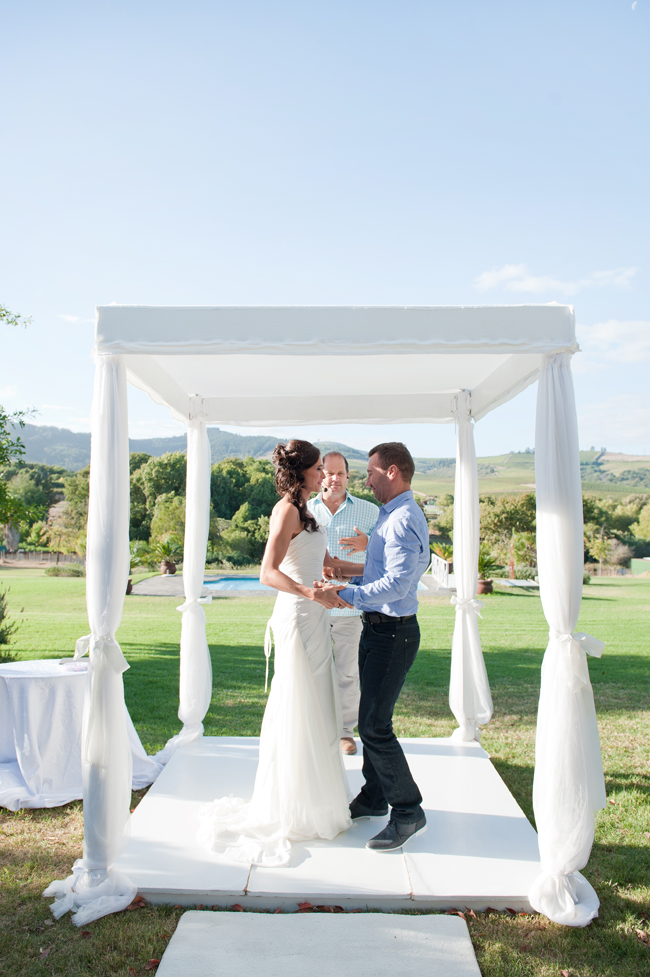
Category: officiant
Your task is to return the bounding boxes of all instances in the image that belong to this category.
[307,452,379,756]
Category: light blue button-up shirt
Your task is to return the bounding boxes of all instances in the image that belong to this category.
[307,491,379,617]
[338,490,430,618]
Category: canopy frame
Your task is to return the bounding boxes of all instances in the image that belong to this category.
[45,305,604,931]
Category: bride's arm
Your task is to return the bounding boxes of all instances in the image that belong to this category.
[260,502,347,608]
[323,551,365,579]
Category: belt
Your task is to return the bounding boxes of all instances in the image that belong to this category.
[361,611,416,624]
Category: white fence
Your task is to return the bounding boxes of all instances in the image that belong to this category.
[0,550,85,565]
[428,552,451,589]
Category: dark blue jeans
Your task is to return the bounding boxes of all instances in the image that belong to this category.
[357,616,424,824]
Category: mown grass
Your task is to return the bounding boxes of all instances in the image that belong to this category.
[0,569,648,976]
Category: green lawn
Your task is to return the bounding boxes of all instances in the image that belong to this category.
[1,569,649,976]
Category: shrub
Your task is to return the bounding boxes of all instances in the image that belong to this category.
[45,563,85,577]
[0,586,20,661]
[583,572,592,584]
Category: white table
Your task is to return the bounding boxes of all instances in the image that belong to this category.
[0,659,163,811]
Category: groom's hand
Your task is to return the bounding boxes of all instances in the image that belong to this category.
[312,581,353,610]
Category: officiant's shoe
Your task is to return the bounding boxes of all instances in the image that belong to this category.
[341,737,357,755]
[349,796,388,821]
[366,815,427,852]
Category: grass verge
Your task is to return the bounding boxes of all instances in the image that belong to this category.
[0,571,648,975]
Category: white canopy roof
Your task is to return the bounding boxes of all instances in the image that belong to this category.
[95,304,576,426]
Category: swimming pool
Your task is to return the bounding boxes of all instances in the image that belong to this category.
[204,576,428,592]
[204,576,275,591]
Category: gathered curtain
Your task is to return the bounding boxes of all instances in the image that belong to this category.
[529,352,606,926]
[156,416,213,763]
[44,354,137,925]
[449,393,493,741]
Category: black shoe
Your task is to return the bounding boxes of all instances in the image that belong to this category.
[366,815,427,851]
[349,795,389,821]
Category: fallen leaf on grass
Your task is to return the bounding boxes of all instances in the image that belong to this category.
[465,908,477,919]
[126,902,140,911]
[38,947,52,961]
[561,971,569,976]
[521,944,532,951]
[196,904,203,910]
[315,905,334,912]
[144,960,160,971]
[608,799,616,805]
[273,908,282,914]
[162,933,171,939]
[81,931,91,939]
[129,969,137,976]
[231,904,243,912]
[173,905,183,910]
[297,902,312,910]
[635,929,650,946]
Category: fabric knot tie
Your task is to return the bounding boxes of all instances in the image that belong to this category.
[73,633,129,766]
[550,629,605,692]
[176,595,212,613]
[451,595,485,618]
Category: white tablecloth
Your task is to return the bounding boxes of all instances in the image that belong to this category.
[0,659,164,811]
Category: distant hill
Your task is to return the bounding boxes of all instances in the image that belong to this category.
[14,423,369,471]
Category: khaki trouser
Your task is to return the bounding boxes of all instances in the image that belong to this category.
[329,616,363,737]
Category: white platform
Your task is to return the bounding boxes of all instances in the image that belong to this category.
[157,911,481,977]
[115,737,540,911]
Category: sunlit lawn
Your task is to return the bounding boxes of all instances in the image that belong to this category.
[0,568,648,975]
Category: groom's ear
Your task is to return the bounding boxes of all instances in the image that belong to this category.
[386,464,399,481]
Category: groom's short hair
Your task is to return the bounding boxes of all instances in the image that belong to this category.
[368,442,415,483]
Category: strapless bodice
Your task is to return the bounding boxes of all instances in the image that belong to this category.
[278,527,327,587]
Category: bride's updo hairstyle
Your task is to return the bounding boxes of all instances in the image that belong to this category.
[272,439,320,533]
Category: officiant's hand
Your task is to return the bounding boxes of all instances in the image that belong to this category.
[322,564,343,581]
[339,527,368,553]
[311,581,353,610]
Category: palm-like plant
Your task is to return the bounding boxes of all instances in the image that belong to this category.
[151,533,183,568]
[432,542,453,563]
[477,545,501,580]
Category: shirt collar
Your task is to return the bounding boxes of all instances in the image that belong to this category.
[382,489,413,514]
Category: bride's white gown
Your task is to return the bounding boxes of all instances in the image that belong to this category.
[199,528,353,866]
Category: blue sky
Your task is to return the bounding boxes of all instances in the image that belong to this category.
[1,0,648,459]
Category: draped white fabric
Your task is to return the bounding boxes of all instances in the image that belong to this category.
[44,355,137,925]
[156,418,213,763]
[449,395,493,741]
[529,352,606,927]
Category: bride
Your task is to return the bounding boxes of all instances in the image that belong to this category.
[199,440,353,866]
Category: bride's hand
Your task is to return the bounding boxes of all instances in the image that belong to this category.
[311,580,353,610]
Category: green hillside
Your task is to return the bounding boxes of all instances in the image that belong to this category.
[13,425,650,499]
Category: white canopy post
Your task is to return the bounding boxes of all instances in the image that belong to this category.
[449,392,493,742]
[529,352,606,926]
[44,354,137,925]
[157,402,213,761]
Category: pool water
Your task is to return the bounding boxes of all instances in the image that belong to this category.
[204,576,274,591]
[204,576,428,592]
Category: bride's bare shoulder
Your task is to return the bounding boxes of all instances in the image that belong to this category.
[270,497,300,531]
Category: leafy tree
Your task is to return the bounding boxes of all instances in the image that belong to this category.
[149,493,186,542]
[0,405,34,528]
[210,457,273,519]
[141,452,187,509]
[129,452,151,475]
[129,466,150,541]
[632,503,650,541]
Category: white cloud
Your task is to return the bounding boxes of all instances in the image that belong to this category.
[577,393,650,450]
[57,314,94,324]
[632,1,637,10]
[577,320,650,364]
[474,264,637,296]
[0,385,17,399]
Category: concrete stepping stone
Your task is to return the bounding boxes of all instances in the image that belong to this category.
[156,910,481,977]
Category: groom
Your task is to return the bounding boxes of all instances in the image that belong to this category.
[332,442,430,852]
